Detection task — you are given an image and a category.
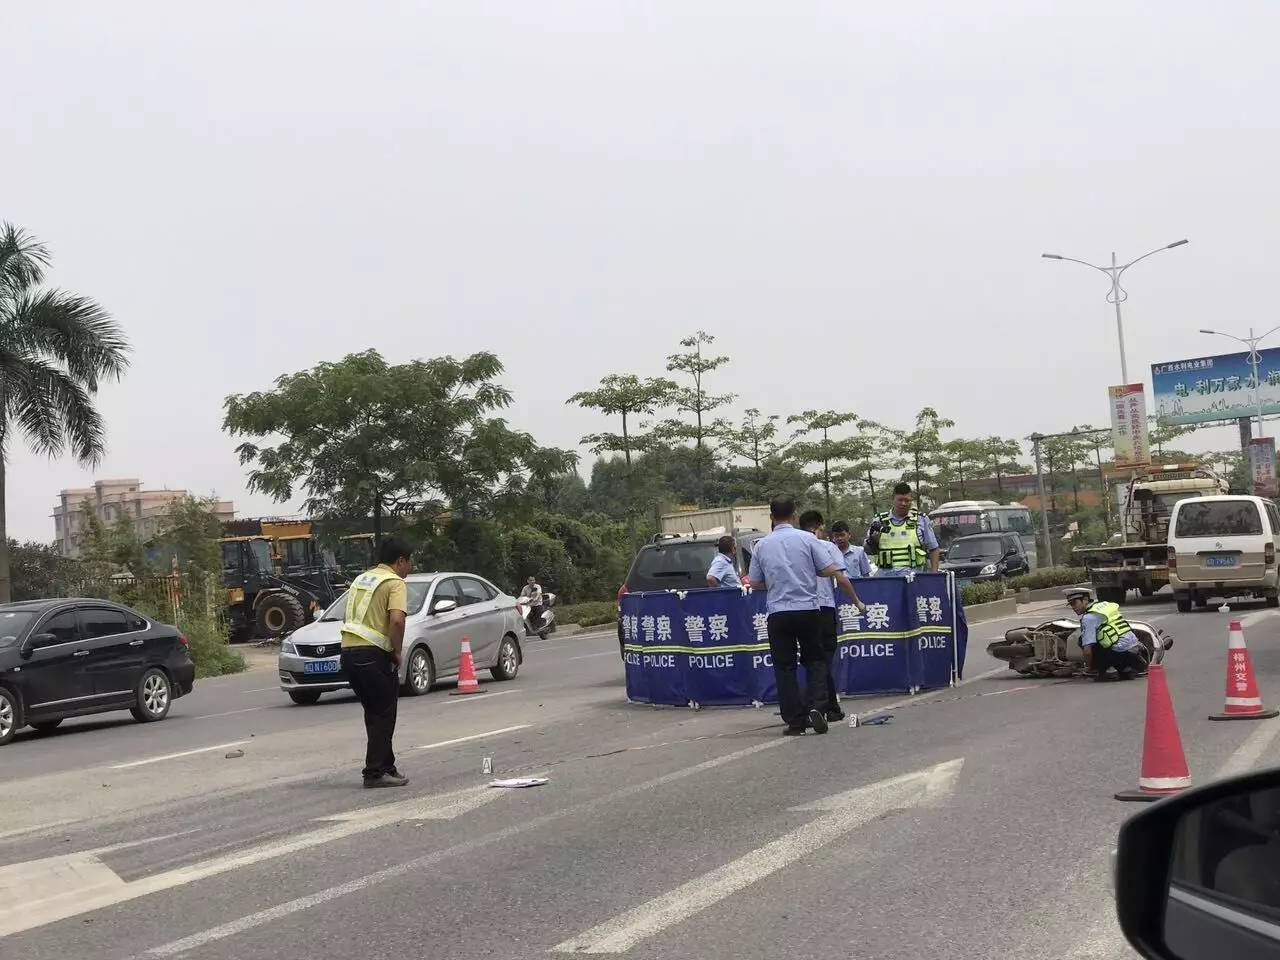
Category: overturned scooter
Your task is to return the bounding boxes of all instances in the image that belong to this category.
[986,617,1172,678]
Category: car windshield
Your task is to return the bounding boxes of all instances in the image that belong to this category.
[630,542,721,589]
[1175,501,1264,538]
[946,537,1003,560]
[319,580,433,620]
[0,610,34,647]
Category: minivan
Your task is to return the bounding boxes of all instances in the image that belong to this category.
[1168,495,1280,612]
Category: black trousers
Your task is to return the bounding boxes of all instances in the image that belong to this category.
[768,610,828,728]
[820,606,839,711]
[1093,644,1148,676]
[341,646,399,780]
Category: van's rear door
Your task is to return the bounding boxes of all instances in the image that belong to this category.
[1173,499,1267,582]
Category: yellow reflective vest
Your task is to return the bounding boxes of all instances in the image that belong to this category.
[1086,600,1133,649]
[877,510,928,570]
[341,566,401,651]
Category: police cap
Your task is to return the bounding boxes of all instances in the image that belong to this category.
[1063,587,1093,604]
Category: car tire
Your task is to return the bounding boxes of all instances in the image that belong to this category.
[288,689,322,705]
[256,593,306,638]
[1176,593,1193,613]
[131,668,172,723]
[491,635,521,681]
[0,686,19,746]
[403,646,434,696]
[1194,593,1209,609]
[1268,591,1280,609]
[1138,585,1154,598]
[31,719,63,734]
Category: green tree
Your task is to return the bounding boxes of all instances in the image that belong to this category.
[0,223,130,601]
[722,408,796,491]
[979,436,1026,498]
[153,495,224,577]
[662,331,734,502]
[568,374,677,537]
[941,438,987,500]
[225,350,534,542]
[522,446,581,514]
[787,410,860,518]
[8,539,77,600]
[1149,417,1197,458]
[895,407,955,509]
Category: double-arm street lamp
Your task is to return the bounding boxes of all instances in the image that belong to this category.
[1042,240,1189,383]
[1199,326,1280,438]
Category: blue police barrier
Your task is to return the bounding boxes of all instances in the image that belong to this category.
[621,573,968,707]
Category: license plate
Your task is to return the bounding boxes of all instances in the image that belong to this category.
[1207,555,1237,568]
[304,660,341,674]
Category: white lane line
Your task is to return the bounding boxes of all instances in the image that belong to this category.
[1215,718,1280,780]
[192,707,267,721]
[568,651,617,661]
[411,725,530,751]
[240,687,280,694]
[441,689,519,705]
[0,819,83,842]
[143,737,792,957]
[551,759,964,954]
[108,741,253,770]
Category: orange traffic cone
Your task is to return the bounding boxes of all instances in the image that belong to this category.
[1115,664,1192,802]
[1209,620,1279,722]
[451,637,483,696]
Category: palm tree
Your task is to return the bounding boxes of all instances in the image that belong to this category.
[0,223,129,601]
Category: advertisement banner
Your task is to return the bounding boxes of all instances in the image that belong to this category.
[1250,437,1277,498]
[621,574,967,707]
[1109,383,1150,467]
[1152,350,1280,425]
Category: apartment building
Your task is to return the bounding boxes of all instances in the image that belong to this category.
[52,478,235,558]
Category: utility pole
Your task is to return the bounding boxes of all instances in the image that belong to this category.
[1031,434,1054,568]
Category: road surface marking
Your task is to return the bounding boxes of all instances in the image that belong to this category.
[1216,717,1280,779]
[411,725,530,750]
[568,651,618,661]
[0,818,82,842]
[108,740,253,770]
[240,686,280,694]
[0,785,506,938]
[441,689,519,705]
[551,759,964,954]
[192,707,267,721]
[144,737,793,957]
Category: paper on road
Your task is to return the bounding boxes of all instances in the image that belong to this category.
[489,777,549,788]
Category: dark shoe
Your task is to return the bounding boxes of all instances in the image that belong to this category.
[826,708,846,723]
[808,709,829,735]
[783,726,807,737]
[1117,670,1138,681]
[1092,672,1114,683]
[364,772,409,788]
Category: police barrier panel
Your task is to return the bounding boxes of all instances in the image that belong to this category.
[621,573,967,707]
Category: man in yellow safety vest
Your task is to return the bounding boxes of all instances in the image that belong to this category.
[866,482,941,575]
[341,536,414,787]
[1065,587,1148,681]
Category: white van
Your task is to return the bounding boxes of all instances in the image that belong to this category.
[1167,495,1280,611]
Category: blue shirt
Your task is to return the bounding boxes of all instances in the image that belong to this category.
[747,523,835,614]
[815,538,846,609]
[707,552,739,589]
[839,544,872,579]
[1079,612,1140,652]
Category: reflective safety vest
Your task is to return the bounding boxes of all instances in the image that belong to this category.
[877,510,928,570]
[341,566,401,651]
[1086,600,1133,649]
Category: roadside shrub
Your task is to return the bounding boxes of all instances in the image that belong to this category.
[181,608,246,678]
[1008,567,1088,591]
[559,600,616,627]
[960,581,1006,606]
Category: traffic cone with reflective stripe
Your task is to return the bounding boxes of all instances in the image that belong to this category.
[1115,664,1192,802]
[1209,620,1278,721]
[451,637,483,695]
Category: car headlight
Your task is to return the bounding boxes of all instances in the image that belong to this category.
[281,640,297,656]
[980,564,998,576]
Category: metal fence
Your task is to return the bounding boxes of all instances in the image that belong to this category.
[60,573,221,624]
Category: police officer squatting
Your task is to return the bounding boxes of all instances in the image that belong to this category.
[749,497,867,736]
[341,536,415,788]
[866,482,941,575]
[1064,586,1149,682]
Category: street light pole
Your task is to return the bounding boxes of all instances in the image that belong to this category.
[1030,434,1054,568]
[1042,239,1189,384]
[1199,325,1280,438]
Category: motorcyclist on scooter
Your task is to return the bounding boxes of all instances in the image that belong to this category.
[520,577,545,629]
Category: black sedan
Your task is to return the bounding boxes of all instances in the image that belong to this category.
[0,598,196,745]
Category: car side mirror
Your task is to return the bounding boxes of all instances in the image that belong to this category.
[1115,767,1280,959]
[431,599,457,615]
[22,633,55,656]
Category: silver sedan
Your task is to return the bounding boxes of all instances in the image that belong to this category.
[277,572,524,705]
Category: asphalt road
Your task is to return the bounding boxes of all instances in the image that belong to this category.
[4,601,1280,960]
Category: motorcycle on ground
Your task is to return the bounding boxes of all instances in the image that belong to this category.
[516,592,557,639]
[986,617,1172,678]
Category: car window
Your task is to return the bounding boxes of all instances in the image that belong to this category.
[457,578,490,607]
[81,607,129,639]
[1175,501,1264,538]
[39,610,79,645]
[629,542,720,590]
[127,612,148,632]
[405,580,433,615]
[0,611,35,647]
[432,579,463,609]
[1266,501,1280,535]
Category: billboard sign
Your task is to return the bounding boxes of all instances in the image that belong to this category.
[1151,349,1280,425]
[1109,383,1150,468]
[1250,437,1277,498]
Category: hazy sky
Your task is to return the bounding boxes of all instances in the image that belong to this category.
[4,1,1277,540]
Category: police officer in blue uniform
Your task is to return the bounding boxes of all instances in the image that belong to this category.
[799,510,854,722]
[706,535,740,588]
[866,482,940,576]
[749,498,864,735]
